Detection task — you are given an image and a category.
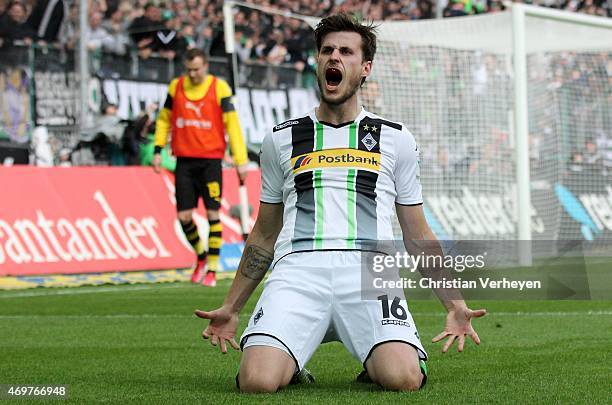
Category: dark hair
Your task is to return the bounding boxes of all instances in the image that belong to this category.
[314,14,377,62]
[184,48,208,63]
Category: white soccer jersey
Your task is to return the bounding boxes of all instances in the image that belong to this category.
[260,107,422,265]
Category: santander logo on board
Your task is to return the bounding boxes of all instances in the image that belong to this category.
[0,191,170,265]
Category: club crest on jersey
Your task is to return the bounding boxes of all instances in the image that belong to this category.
[291,148,380,173]
[361,133,377,151]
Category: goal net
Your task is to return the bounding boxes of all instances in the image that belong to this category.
[225,2,612,254]
[364,7,612,244]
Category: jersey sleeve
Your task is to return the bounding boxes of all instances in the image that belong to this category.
[394,127,423,205]
[259,132,284,203]
[216,78,248,166]
[154,79,179,149]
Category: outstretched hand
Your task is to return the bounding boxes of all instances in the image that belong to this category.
[195,306,240,354]
[432,306,487,353]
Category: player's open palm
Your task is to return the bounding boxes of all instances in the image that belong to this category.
[195,306,240,354]
[432,307,487,353]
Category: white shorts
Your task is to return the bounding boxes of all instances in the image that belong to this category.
[240,250,427,370]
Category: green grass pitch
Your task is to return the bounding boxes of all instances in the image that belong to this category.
[0,280,610,404]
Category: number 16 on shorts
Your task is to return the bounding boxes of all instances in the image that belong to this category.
[378,294,411,327]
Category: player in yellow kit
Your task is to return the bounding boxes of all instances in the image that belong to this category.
[154,48,248,286]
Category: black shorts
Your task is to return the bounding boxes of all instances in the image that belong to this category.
[175,157,222,212]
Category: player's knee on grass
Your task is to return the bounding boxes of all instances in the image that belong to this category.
[238,346,295,393]
[238,366,294,393]
[366,342,423,392]
[373,367,423,392]
[239,373,282,394]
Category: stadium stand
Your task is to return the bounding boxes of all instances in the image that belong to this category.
[1,0,609,60]
[0,0,610,166]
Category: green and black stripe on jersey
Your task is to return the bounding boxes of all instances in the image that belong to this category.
[354,117,402,243]
[285,114,403,251]
[354,117,381,244]
[287,116,316,250]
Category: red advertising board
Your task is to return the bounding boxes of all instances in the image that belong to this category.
[159,168,261,244]
[0,166,261,276]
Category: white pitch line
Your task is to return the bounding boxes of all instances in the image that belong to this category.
[0,311,610,319]
[0,314,187,319]
[415,311,612,316]
[0,283,194,299]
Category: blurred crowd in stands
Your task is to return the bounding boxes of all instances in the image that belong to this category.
[567,134,612,176]
[0,0,610,68]
[1,0,610,170]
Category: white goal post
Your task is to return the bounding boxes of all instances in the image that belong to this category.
[511,4,612,264]
[223,3,612,265]
[371,5,611,264]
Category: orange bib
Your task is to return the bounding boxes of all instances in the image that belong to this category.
[171,76,226,159]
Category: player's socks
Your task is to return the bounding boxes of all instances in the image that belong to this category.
[419,359,428,387]
[207,219,222,272]
[356,360,428,388]
[290,368,315,385]
[181,220,208,283]
[355,369,371,384]
[180,220,207,259]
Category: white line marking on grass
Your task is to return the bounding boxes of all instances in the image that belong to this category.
[412,311,612,317]
[0,314,187,319]
[0,311,610,319]
[0,283,194,299]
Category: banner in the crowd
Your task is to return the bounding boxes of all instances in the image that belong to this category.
[0,166,262,276]
[0,65,31,143]
[235,87,318,144]
[554,176,612,241]
[423,178,612,241]
[100,78,318,145]
[33,70,79,127]
[423,185,551,240]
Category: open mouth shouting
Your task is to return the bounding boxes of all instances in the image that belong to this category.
[325,67,343,91]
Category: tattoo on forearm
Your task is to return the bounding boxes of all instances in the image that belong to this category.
[240,245,274,280]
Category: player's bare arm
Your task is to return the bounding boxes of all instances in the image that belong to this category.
[396,203,487,353]
[195,202,284,353]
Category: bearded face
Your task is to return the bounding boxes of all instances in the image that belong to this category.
[316,32,371,106]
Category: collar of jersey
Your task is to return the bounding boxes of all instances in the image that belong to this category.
[309,107,367,128]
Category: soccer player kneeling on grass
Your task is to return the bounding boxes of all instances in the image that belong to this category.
[195,14,486,392]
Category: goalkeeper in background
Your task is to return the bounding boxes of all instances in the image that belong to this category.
[153,48,249,287]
